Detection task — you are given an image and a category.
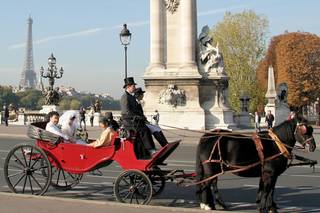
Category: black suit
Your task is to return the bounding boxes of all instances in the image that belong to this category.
[120,91,155,150]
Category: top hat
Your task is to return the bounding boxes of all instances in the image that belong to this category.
[123,77,137,88]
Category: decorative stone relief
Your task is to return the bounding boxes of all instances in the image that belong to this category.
[213,79,229,109]
[159,84,186,107]
[164,0,180,14]
[198,25,226,77]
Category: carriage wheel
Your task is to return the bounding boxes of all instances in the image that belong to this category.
[50,167,83,190]
[4,144,52,195]
[114,170,153,205]
[149,172,166,196]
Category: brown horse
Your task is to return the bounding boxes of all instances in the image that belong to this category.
[195,116,316,212]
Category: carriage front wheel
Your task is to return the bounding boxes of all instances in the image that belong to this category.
[4,144,52,195]
[114,170,153,205]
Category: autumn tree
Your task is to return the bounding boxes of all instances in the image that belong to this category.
[256,32,320,108]
[210,10,269,112]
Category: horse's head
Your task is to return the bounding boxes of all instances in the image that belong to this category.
[294,115,316,152]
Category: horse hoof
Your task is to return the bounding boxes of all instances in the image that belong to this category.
[215,200,228,210]
[200,203,213,210]
[268,207,279,213]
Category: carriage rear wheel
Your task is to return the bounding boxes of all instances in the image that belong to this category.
[50,167,83,190]
[114,170,153,205]
[4,144,52,195]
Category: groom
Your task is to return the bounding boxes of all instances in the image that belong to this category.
[45,111,70,141]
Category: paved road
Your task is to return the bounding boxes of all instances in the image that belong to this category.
[0,136,319,212]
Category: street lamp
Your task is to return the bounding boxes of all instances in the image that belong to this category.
[119,24,132,79]
[41,53,64,90]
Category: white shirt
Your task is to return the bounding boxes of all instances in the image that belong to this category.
[46,122,70,140]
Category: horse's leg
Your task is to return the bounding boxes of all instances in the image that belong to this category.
[212,177,228,210]
[256,177,263,205]
[258,168,278,213]
[268,176,279,213]
[200,163,216,210]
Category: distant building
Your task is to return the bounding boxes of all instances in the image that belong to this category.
[19,16,37,89]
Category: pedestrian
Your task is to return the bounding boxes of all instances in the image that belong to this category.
[152,110,160,126]
[89,106,95,127]
[265,110,275,129]
[254,111,261,132]
[79,107,86,130]
[3,105,9,126]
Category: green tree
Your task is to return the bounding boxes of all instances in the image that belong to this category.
[16,89,43,110]
[70,99,81,110]
[0,86,19,108]
[210,10,269,112]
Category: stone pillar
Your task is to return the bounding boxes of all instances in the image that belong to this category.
[148,0,165,71]
[180,0,197,71]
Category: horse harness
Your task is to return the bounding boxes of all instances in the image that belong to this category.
[185,130,293,187]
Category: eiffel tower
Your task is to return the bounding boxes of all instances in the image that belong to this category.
[19,15,37,89]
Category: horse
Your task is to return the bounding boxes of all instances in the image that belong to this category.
[195,116,316,212]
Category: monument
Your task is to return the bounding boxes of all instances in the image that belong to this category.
[143,0,235,130]
[264,66,290,125]
[19,16,37,89]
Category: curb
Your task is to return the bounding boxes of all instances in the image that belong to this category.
[0,192,234,213]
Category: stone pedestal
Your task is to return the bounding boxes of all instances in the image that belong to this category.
[39,105,60,114]
[143,78,205,130]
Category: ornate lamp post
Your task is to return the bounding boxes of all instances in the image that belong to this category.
[40,53,64,105]
[119,24,132,79]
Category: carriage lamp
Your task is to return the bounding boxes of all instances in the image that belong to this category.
[119,24,132,78]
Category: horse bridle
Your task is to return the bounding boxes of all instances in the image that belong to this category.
[294,123,314,149]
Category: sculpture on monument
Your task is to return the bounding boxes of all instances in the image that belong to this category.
[164,0,180,14]
[159,84,186,107]
[199,25,226,77]
[277,82,288,104]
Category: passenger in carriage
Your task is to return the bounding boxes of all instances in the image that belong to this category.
[88,117,115,148]
[105,112,119,131]
[134,87,169,147]
[59,110,87,145]
[120,77,157,155]
[45,111,71,141]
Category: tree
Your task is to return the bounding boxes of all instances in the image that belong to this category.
[16,89,43,110]
[70,99,81,110]
[0,86,19,108]
[256,32,320,108]
[210,10,269,112]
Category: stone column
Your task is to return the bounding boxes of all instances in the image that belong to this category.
[180,0,197,70]
[149,0,165,70]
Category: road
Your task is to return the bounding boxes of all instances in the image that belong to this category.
[0,136,319,212]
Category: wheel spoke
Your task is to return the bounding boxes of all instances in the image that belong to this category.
[129,191,134,204]
[30,174,43,188]
[62,170,68,187]
[28,147,34,167]
[13,174,26,188]
[135,193,139,204]
[30,156,40,169]
[56,169,61,185]
[20,147,28,167]
[22,175,28,193]
[28,175,34,194]
[122,191,131,201]
[8,171,24,178]
[13,153,26,168]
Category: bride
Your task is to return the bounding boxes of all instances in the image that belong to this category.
[59,110,87,145]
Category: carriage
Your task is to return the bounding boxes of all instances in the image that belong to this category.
[3,122,194,205]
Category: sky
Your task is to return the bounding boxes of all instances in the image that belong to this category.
[0,0,319,98]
